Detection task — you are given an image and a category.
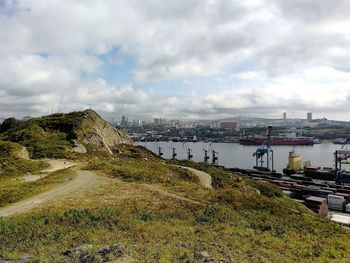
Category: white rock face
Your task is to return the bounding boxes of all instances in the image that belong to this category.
[77,110,132,153]
[71,143,87,154]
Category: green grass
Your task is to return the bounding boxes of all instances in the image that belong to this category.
[0,168,76,208]
[85,145,198,186]
[0,111,90,159]
[1,145,350,262]
[0,200,349,262]
[0,123,71,159]
[169,160,283,197]
[84,157,210,203]
[0,141,48,177]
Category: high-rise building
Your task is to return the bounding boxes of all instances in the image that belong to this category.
[154,118,166,126]
[307,112,312,121]
[283,112,287,120]
[121,116,128,127]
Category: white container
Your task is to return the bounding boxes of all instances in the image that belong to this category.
[328,194,345,200]
[328,200,344,206]
[346,203,350,213]
[328,203,344,211]
[328,195,345,204]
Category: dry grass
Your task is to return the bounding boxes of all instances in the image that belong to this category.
[0,168,76,208]
[1,146,350,262]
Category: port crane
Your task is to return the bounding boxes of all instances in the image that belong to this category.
[187,148,193,160]
[335,138,350,184]
[157,146,163,157]
[170,147,177,160]
[203,149,210,163]
[253,126,275,172]
[211,150,219,165]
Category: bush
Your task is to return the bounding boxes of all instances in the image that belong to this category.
[195,205,236,224]
[245,179,283,198]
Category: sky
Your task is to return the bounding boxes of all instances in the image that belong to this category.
[1,0,350,121]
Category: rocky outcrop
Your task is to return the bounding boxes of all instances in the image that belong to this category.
[0,109,132,155]
[63,244,130,263]
[76,110,132,153]
[17,146,30,160]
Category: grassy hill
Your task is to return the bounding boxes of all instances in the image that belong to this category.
[0,112,350,262]
[0,145,349,262]
[0,141,77,208]
[0,141,47,177]
[0,110,131,159]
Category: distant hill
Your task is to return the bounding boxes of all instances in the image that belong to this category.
[0,109,132,158]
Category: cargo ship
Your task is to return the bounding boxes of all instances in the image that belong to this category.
[239,136,314,146]
[333,138,349,145]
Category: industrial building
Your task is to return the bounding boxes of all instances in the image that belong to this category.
[219,121,239,129]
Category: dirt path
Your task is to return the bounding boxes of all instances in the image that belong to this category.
[0,171,109,217]
[176,166,213,189]
[42,159,77,173]
[20,159,78,182]
[0,165,207,217]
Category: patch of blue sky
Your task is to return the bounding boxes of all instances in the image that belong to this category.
[99,56,136,84]
[0,0,20,16]
[36,52,49,59]
[82,47,136,85]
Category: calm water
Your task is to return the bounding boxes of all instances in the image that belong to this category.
[136,141,348,172]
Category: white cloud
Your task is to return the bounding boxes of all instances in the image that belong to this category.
[1,0,350,120]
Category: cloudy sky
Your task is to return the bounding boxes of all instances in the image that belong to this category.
[1,0,350,121]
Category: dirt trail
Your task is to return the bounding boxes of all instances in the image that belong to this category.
[42,159,77,173]
[1,164,208,217]
[20,159,78,182]
[176,166,213,189]
[0,171,109,217]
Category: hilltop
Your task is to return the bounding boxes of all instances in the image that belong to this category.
[0,109,132,158]
[0,110,350,262]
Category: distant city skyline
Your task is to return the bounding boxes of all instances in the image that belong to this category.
[1,1,350,121]
[0,109,342,124]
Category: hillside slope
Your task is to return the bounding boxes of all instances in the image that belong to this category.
[0,109,132,157]
[0,145,350,262]
[1,115,350,262]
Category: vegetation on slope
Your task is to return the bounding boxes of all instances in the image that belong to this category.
[0,110,131,159]
[1,143,350,262]
[0,111,91,159]
[0,141,76,207]
[0,121,71,159]
[0,141,47,177]
[0,168,76,208]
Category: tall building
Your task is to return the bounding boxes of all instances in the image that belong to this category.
[121,116,128,127]
[283,112,287,121]
[154,118,166,126]
[307,112,312,121]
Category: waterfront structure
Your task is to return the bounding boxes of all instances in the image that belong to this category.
[210,122,220,129]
